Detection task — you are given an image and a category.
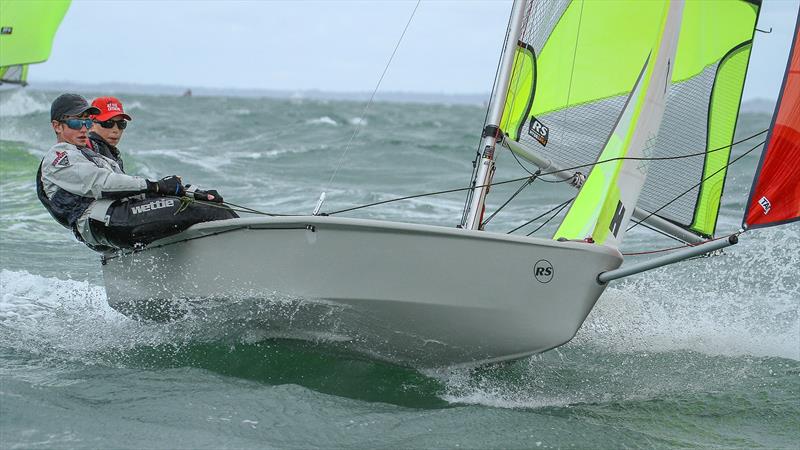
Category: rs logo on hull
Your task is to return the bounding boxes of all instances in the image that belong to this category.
[534,259,554,283]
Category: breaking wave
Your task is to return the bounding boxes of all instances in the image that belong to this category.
[0,89,50,117]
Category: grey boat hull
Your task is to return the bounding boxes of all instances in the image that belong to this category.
[102,216,622,367]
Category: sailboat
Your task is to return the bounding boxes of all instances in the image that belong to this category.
[0,0,70,86]
[102,0,798,367]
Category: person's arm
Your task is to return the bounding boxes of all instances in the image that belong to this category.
[41,145,148,199]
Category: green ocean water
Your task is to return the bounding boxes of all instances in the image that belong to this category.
[0,88,797,449]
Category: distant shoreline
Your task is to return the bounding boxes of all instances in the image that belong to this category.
[13,80,777,113]
[22,80,490,106]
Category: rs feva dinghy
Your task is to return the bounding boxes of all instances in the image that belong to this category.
[102,0,799,367]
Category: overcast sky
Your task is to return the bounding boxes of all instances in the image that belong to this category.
[30,0,799,101]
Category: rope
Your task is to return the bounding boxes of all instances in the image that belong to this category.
[564,0,585,121]
[508,145,577,184]
[323,129,762,216]
[182,197,291,217]
[324,0,421,191]
[461,2,514,226]
[635,220,688,244]
[221,200,288,216]
[526,197,573,236]
[461,1,534,226]
[507,196,574,234]
[538,128,767,180]
[481,173,538,228]
[627,139,765,232]
[621,231,741,256]
[215,129,768,236]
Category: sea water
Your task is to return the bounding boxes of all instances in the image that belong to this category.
[0,88,797,448]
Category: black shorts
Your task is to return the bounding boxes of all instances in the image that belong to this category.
[90,195,238,249]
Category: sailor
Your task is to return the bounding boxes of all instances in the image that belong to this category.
[86,96,130,170]
[37,93,237,252]
[86,95,223,203]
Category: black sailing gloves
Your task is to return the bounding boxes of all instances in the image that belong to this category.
[145,176,225,203]
[198,189,224,203]
[146,175,185,196]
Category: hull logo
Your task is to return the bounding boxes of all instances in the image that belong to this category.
[534,259,553,283]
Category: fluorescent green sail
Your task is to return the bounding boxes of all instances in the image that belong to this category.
[500,43,535,142]
[555,1,682,247]
[554,56,653,244]
[500,0,759,240]
[690,42,753,235]
[0,0,70,85]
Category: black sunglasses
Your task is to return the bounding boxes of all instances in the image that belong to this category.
[59,118,93,130]
[94,119,128,130]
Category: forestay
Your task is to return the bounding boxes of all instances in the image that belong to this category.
[499,0,760,240]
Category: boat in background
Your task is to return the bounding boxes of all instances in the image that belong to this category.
[102,0,798,368]
[0,0,70,86]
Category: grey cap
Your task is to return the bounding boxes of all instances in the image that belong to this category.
[50,93,101,121]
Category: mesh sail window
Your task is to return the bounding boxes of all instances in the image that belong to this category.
[0,64,28,85]
[500,0,760,239]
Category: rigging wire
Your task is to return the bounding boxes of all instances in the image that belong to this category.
[508,144,574,183]
[537,128,768,180]
[219,129,769,236]
[481,172,539,228]
[474,3,537,228]
[184,197,291,217]
[621,231,741,256]
[323,0,421,192]
[507,196,574,234]
[461,1,515,226]
[222,200,289,216]
[526,197,573,236]
[634,220,689,244]
[626,139,766,232]
[563,0,585,123]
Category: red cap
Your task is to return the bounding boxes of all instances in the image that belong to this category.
[90,96,132,122]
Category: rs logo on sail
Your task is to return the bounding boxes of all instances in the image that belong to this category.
[528,117,549,146]
[131,199,175,215]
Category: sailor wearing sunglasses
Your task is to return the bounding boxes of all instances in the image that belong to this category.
[37,93,236,252]
[87,96,131,171]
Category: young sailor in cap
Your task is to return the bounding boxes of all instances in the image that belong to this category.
[87,96,131,170]
[37,93,236,252]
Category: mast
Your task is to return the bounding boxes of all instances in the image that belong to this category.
[461,0,528,230]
